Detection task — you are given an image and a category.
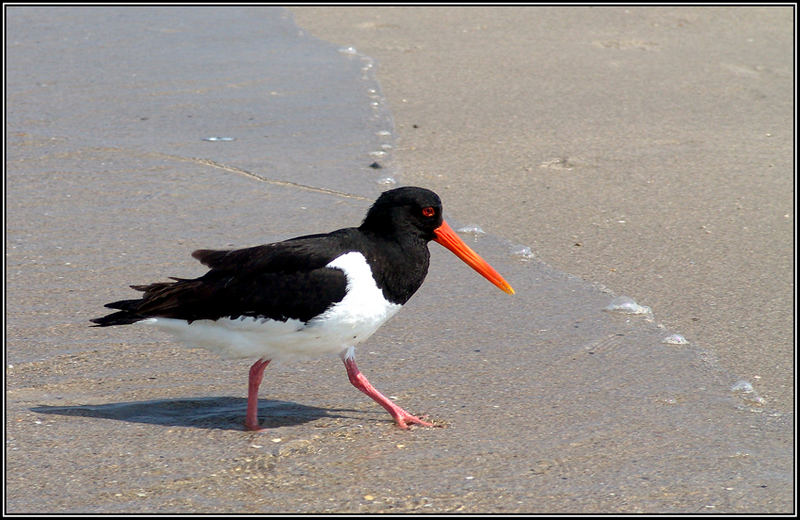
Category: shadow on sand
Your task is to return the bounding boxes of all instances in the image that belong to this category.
[31,397,362,431]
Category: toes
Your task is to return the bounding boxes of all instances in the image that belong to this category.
[395,414,434,428]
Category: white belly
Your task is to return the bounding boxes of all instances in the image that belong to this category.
[142,252,402,361]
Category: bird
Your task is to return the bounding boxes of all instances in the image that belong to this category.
[92,186,514,430]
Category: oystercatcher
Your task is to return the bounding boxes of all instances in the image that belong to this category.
[92,187,514,430]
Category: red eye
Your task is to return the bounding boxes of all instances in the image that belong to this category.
[422,206,435,217]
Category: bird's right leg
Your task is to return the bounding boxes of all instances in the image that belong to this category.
[245,358,271,431]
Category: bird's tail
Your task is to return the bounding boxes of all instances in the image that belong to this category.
[90,278,192,327]
[90,296,147,327]
[90,309,144,327]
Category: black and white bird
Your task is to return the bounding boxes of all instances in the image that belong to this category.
[92,187,514,430]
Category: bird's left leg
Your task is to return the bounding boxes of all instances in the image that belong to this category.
[340,348,433,429]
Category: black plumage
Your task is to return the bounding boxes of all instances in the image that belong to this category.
[92,187,442,327]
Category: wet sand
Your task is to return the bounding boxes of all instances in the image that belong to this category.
[6,6,793,514]
[292,5,794,414]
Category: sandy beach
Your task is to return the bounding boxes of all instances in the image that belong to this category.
[293,6,794,413]
[6,6,793,514]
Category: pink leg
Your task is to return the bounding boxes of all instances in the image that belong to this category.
[245,359,271,431]
[342,356,433,429]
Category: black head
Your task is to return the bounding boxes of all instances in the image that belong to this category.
[360,187,443,240]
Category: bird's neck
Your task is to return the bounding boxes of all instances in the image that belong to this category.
[360,230,431,305]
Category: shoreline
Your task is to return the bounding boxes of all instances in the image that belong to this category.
[291,6,794,412]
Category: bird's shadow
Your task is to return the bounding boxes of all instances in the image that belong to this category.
[31,397,362,431]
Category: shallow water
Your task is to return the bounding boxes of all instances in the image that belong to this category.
[5,6,394,198]
[5,7,792,514]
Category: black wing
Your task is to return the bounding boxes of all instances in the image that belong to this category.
[92,230,360,326]
[191,231,351,273]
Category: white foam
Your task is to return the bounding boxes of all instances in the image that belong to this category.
[662,333,689,345]
[603,296,652,316]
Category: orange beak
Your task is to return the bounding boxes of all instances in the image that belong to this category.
[433,220,515,295]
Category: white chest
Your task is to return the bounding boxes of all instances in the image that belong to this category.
[308,251,403,343]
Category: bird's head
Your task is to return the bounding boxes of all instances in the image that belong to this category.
[361,187,514,295]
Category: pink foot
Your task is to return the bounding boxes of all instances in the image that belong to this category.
[393,411,434,429]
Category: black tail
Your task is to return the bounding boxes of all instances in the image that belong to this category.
[91,278,197,327]
[90,309,145,327]
[90,293,149,327]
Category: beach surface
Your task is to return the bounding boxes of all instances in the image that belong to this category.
[292,6,794,414]
[6,6,793,514]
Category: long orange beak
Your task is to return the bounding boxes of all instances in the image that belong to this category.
[433,220,515,295]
